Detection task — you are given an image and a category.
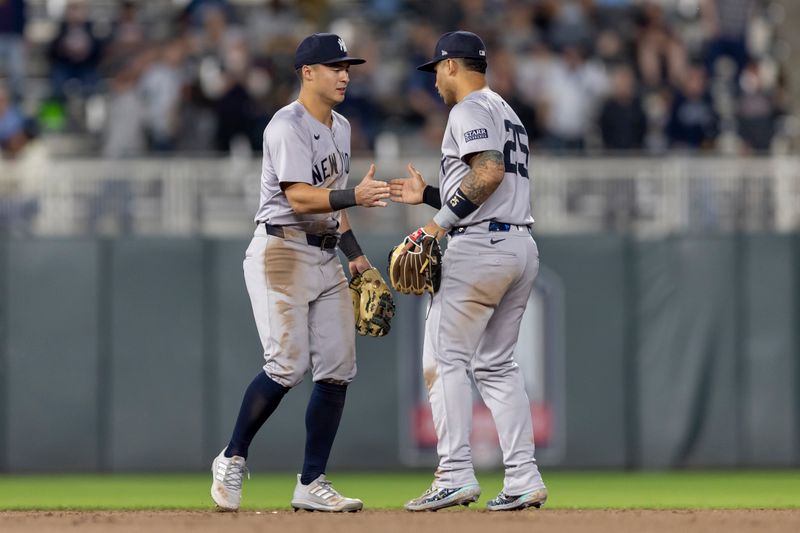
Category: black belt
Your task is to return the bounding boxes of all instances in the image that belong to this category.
[449,221,531,236]
[259,222,338,250]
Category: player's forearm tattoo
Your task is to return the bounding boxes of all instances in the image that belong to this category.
[460,150,505,205]
[433,150,505,229]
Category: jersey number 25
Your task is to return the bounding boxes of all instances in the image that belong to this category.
[503,120,529,179]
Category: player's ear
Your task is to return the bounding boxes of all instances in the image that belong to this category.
[438,59,448,75]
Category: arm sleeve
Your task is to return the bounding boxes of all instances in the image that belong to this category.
[265,119,314,185]
[449,100,503,162]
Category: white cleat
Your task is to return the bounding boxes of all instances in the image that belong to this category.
[404,483,481,512]
[210,448,248,511]
[291,474,364,512]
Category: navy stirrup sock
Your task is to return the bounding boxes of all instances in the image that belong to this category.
[225,372,289,459]
[300,381,348,485]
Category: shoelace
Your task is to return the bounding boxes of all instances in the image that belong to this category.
[494,492,511,503]
[222,459,249,491]
[419,485,441,499]
[317,479,342,497]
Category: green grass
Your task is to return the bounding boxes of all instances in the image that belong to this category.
[1,471,799,510]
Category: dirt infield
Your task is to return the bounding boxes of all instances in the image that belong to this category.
[1,509,798,533]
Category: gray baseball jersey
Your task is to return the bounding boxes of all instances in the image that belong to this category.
[438,87,534,227]
[255,100,352,235]
[244,100,356,388]
[423,87,545,496]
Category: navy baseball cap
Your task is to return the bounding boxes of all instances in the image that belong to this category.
[417,31,487,72]
[294,33,366,71]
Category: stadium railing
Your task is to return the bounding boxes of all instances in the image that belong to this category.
[1,156,798,237]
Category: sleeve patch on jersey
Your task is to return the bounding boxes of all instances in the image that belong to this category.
[464,128,489,143]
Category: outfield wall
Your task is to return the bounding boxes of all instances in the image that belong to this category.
[0,234,798,471]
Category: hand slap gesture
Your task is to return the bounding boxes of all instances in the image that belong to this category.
[355,164,391,207]
[389,164,427,205]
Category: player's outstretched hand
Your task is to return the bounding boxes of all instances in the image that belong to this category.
[355,164,390,208]
[389,164,426,205]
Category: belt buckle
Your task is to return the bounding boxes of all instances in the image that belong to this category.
[320,235,338,249]
[489,222,511,232]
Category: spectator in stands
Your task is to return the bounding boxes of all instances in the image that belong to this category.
[0,0,26,103]
[47,0,104,101]
[400,110,448,154]
[404,0,461,29]
[191,3,245,71]
[139,39,188,152]
[243,0,302,54]
[0,83,37,159]
[736,61,780,153]
[531,0,557,39]
[595,29,632,69]
[405,22,447,125]
[102,52,151,158]
[184,0,233,29]
[499,1,539,54]
[335,35,383,152]
[540,44,608,152]
[5,0,791,157]
[185,2,248,125]
[667,64,719,150]
[213,40,259,152]
[547,0,594,51]
[635,1,687,89]
[515,38,556,120]
[0,82,24,149]
[701,0,753,79]
[101,1,147,76]
[365,0,403,23]
[593,0,636,31]
[600,64,647,151]
[490,46,539,143]
[455,0,496,38]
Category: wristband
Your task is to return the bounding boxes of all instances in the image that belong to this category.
[445,187,480,218]
[432,187,480,230]
[338,229,364,260]
[329,188,357,211]
[422,185,442,209]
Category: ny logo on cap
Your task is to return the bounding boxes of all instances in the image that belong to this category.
[338,38,347,52]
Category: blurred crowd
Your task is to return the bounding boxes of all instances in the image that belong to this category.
[0,0,794,160]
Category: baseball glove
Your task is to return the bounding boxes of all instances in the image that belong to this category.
[387,228,442,295]
[349,268,395,337]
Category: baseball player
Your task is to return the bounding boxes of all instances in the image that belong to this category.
[390,31,548,511]
[210,33,390,513]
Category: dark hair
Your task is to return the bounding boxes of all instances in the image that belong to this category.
[460,57,487,74]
